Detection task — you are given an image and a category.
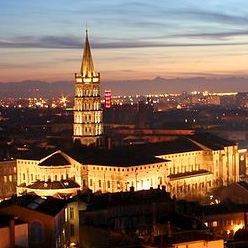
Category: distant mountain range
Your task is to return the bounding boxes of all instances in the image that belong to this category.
[1,77,248,98]
[0,80,73,98]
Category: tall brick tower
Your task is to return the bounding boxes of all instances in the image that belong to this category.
[73,31,103,146]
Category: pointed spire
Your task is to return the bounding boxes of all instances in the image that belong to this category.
[80,30,96,77]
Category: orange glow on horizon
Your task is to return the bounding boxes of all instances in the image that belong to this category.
[1,44,248,82]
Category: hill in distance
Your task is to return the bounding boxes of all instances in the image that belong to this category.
[0,76,248,98]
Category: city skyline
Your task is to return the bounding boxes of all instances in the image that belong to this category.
[1,0,248,82]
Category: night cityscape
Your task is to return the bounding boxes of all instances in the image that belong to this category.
[1,1,248,248]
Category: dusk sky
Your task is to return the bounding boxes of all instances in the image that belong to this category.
[1,0,248,82]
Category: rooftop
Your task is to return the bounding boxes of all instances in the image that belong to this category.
[189,132,236,150]
[202,202,248,216]
[75,188,171,210]
[158,212,206,230]
[0,194,67,216]
[0,214,26,228]
[164,230,217,246]
[121,137,203,156]
[237,181,248,191]
[66,147,168,167]
[39,152,71,166]
[25,179,80,190]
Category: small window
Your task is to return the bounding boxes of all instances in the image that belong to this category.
[70,224,75,237]
[117,181,121,189]
[213,221,217,227]
[69,208,74,220]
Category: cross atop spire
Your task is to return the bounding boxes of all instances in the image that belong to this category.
[80,30,96,77]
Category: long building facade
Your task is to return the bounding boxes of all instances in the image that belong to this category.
[16,32,240,201]
[16,135,239,200]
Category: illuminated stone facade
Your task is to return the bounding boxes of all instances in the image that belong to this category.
[73,31,103,146]
[17,135,239,200]
[17,150,167,195]
[0,160,17,200]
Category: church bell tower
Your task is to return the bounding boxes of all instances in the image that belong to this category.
[73,31,103,146]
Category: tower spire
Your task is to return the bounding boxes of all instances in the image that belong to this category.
[80,30,96,77]
[74,30,103,146]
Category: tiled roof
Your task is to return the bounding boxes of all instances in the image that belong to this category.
[39,152,70,166]
[202,202,248,215]
[66,147,168,167]
[189,132,236,150]
[75,188,171,210]
[0,194,67,216]
[0,214,26,228]
[121,137,203,156]
[27,179,80,190]
[158,212,206,230]
[238,181,248,191]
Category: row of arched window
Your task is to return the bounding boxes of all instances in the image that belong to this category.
[75,112,101,124]
[20,172,76,183]
[76,88,99,97]
[74,124,103,136]
[75,101,101,111]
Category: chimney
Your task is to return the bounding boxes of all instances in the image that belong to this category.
[9,219,15,248]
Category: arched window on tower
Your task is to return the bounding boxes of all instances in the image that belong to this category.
[98,113,101,123]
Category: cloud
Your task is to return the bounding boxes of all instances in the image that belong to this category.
[1,35,248,50]
[183,10,248,26]
[0,36,81,49]
[171,30,248,39]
